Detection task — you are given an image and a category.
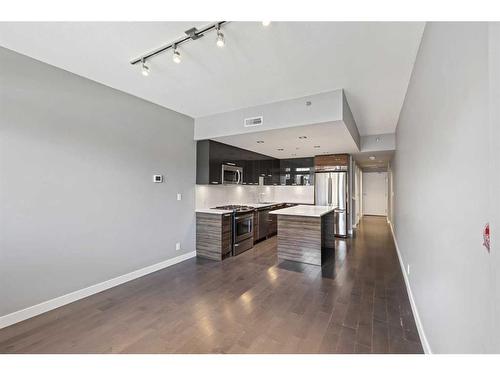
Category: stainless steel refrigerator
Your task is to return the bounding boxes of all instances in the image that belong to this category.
[314,171,348,237]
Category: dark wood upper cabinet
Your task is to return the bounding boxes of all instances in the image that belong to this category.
[197,140,243,185]
[243,159,259,185]
[197,140,319,186]
[197,140,277,185]
[279,157,314,185]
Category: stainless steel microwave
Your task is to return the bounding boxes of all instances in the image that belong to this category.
[222,164,243,184]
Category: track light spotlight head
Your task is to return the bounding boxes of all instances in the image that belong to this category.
[141,60,150,76]
[262,21,271,26]
[216,28,225,47]
[172,48,181,64]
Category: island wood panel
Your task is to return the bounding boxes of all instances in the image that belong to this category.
[196,212,232,261]
[276,215,322,265]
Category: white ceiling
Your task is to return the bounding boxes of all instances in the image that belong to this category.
[0,22,424,135]
[213,121,359,159]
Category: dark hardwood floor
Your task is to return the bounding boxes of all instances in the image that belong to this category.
[0,216,423,354]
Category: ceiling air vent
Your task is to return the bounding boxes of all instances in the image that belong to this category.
[244,116,263,127]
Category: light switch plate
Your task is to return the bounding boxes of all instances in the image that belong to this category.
[153,175,163,183]
[176,242,181,251]
[177,193,182,201]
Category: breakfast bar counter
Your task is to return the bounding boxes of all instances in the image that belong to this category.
[269,205,335,266]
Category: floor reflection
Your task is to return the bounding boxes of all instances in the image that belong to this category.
[276,259,311,273]
[275,237,350,280]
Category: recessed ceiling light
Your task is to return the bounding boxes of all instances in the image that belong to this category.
[369,156,376,160]
[262,21,271,26]
[277,148,284,151]
[256,140,264,144]
[298,136,307,139]
[314,145,320,148]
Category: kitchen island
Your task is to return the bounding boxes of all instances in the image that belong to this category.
[269,205,335,266]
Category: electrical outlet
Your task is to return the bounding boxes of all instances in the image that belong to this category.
[407,264,410,276]
[177,193,182,201]
[175,242,181,251]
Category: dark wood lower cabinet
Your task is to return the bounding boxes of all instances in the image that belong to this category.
[255,204,287,242]
[197,204,296,260]
[257,209,268,241]
[267,211,277,236]
[196,212,232,261]
[253,211,259,242]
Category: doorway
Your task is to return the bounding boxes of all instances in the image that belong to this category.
[362,172,388,216]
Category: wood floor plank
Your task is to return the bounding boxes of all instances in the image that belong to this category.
[0,216,423,354]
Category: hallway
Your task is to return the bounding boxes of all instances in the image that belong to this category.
[0,216,423,353]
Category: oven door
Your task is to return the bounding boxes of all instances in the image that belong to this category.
[234,213,253,243]
[222,164,243,185]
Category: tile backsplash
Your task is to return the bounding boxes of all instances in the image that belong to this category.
[195,185,314,208]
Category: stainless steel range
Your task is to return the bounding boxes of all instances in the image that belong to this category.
[213,205,255,255]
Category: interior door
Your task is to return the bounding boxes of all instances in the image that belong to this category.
[362,172,388,216]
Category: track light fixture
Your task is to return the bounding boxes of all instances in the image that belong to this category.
[216,24,225,47]
[131,21,273,74]
[141,59,150,76]
[130,21,228,73]
[172,45,181,64]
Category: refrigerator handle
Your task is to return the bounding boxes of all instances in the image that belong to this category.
[328,176,332,205]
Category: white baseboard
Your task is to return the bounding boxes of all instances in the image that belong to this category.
[389,222,432,354]
[0,251,196,329]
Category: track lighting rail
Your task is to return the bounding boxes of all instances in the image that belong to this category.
[130,21,228,65]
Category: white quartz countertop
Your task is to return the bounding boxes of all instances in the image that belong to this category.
[195,208,233,215]
[268,205,336,217]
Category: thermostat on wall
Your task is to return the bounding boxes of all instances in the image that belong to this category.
[153,174,164,183]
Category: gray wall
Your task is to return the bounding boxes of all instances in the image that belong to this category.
[0,47,196,316]
[393,23,493,353]
[490,23,500,352]
[341,90,360,149]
